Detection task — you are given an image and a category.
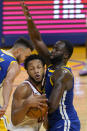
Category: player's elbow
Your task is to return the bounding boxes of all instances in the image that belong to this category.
[11,112,19,126]
[11,115,17,126]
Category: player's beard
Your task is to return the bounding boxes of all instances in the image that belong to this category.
[29,74,44,85]
[50,54,63,65]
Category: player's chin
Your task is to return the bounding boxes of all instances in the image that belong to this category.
[35,78,42,83]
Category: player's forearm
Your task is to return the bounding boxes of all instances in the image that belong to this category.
[12,110,24,126]
[23,4,50,65]
[11,105,29,125]
[48,86,62,114]
[25,11,49,55]
[27,18,45,54]
[21,3,41,41]
[2,82,13,109]
[26,14,41,42]
[27,18,50,63]
[48,100,58,114]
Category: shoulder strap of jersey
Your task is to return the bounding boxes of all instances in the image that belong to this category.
[23,81,41,95]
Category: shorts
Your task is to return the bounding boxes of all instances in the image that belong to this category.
[0,115,9,131]
[8,121,42,131]
[8,126,36,131]
[47,119,80,131]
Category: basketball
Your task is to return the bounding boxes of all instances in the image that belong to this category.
[24,81,48,119]
[26,104,48,119]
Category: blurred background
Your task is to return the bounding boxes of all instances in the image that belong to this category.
[0,0,87,47]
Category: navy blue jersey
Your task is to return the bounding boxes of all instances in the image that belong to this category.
[0,49,17,85]
[45,65,80,131]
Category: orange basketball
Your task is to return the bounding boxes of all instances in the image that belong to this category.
[26,105,48,119]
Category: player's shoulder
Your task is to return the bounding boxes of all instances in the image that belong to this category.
[53,66,73,80]
[57,66,72,74]
[13,82,32,99]
[61,66,73,78]
[8,61,20,74]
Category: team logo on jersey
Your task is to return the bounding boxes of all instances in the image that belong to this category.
[0,58,5,62]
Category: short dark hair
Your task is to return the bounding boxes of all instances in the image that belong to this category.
[14,37,34,50]
[61,40,73,58]
[24,54,45,70]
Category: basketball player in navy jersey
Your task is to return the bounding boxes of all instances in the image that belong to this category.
[22,3,80,131]
[8,54,48,131]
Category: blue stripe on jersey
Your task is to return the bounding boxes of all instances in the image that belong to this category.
[45,65,80,129]
[0,49,16,84]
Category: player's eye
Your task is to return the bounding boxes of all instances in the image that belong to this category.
[38,65,42,69]
[30,67,34,70]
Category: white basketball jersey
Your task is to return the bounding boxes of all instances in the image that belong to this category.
[23,80,41,95]
[8,80,41,131]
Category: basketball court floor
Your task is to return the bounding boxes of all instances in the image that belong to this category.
[1,47,87,131]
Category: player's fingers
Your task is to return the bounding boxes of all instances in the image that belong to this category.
[37,94,47,99]
[0,109,5,112]
[33,94,39,96]
[37,105,43,110]
[37,105,47,111]
[0,112,5,116]
[39,102,48,108]
[0,112,5,117]
[21,2,28,11]
[34,94,47,101]
[20,1,25,7]
[41,94,47,97]
[33,94,48,102]
[41,94,48,99]
[39,98,48,103]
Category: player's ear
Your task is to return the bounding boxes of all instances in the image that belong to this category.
[64,52,69,59]
[13,47,22,56]
[44,64,47,74]
[17,47,24,55]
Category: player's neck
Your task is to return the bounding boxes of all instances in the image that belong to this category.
[8,48,17,58]
[5,49,16,59]
[52,62,65,69]
[28,78,43,93]
[28,77,42,90]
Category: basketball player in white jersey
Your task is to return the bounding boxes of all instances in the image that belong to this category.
[8,54,48,131]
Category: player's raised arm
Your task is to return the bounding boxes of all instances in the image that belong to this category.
[21,2,51,66]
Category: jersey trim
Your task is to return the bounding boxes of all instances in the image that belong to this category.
[50,76,54,86]
[59,91,71,131]
[1,49,16,59]
[48,64,53,68]
[48,70,55,73]
[61,67,73,77]
[23,81,41,95]
[10,61,17,65]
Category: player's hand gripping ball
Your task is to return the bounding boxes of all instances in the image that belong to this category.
[26,102,48,119]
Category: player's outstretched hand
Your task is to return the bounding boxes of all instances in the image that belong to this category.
[21,2,30,19]
[0,105,7,118]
